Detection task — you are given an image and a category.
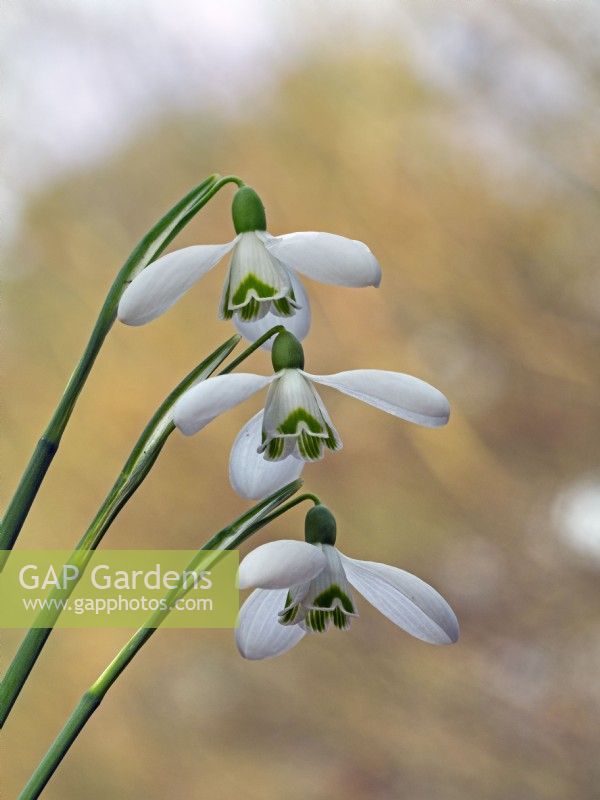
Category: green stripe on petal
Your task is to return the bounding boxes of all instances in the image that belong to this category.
[279,595,302,625]
[277,408,325,436]
[239,296,264,321]
[310,584,356,614]
[272,297,296,317]
[324,424,341,452]
[306,609,328,633]
[231,273,282,305]
[332,607,351,630]
[219,281,234,320]
[303,585,356,632]
[265,436,285,460]
[298,431,324,461]
[272,287,298,318]
[279,605,298,625]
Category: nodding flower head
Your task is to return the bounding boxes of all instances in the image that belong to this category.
[117,186,381,345]
[172,331,450,500]
[235,505,459,660]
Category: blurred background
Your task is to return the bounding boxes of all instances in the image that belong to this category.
[2,1,600,798]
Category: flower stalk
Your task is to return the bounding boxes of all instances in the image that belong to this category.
[17,480,306,800]
[0,173,245,569]
[0,325,284,727]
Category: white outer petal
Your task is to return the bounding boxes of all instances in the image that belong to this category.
[239,540,327,590]
[229,411,304,499]
[173,373,271,436]
[236,588,306,660]
[233,271,311,348]
[340,553,459,645]
[117,241,235,325]
[306,369,450,428]
[264,231,381,287]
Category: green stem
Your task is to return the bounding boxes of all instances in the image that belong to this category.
[0,335,242,727]
[0,322,285,727]
[0,174,244,568]
[254,493,321,528]
[18,480,306,800]
[219,325,284,374]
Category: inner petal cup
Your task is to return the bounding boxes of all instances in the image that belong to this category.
[220,232,297,322]
[260,370,341,461]
[280,545,357,633]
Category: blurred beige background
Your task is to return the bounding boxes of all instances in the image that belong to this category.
[2,1,600,798]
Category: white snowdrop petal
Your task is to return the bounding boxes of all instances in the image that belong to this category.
[306,369,450,428]
[233,272,311,347]
[236,588,306,660]
[238,540,327,590]
[340,553,459,645]
[265,231,381,287]
[117,242,235,325]
[173,373,271,436]
[229,412,304,500]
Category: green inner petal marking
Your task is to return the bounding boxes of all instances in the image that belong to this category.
[311,585,355,614]
[280,588,355,633]
[265,437,285,460]
[279,592,300,625]
[298,431,322,460]
[272,297,295,317]
[231,273,281,305]
[296,427,339,461]
[239,297,262,321]
[332,607,351,630]
[277,409,326,461]
[324,425,340,451]
[279,606,298,625]
[304,584,355,633]
[262,410,340,462]
[220,282,233,320]
[224,274,297,321]
[306,609,328,633]
[277,409,324,436]
[272,286,297,318]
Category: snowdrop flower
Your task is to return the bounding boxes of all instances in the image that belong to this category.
[236,505,459,660]
[117,186,381,343]
[172,331,450,499]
